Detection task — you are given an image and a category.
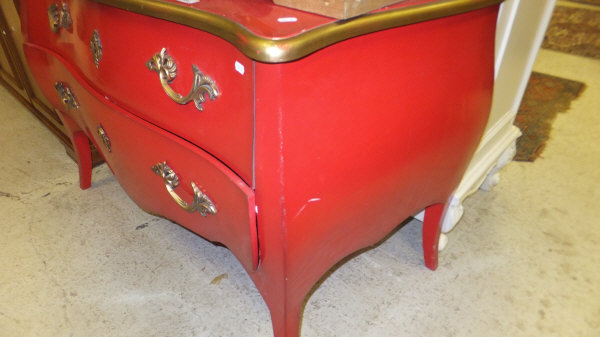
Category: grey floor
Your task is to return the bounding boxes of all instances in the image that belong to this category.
[1,47,599,336]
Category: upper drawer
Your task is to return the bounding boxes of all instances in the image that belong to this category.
[24,42,259,271]
[21,0,254,184]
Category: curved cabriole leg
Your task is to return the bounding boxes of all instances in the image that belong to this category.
[71,131,92,189]
[263,201,448,337]
[254,260,309,337]
[423,203,446,270]
[58,112,92,189]
[269,297,303,337]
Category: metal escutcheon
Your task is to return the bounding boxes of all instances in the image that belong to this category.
[48,2,72,33]
[90,30,103,68]
[96,125,111,153]
[146,48,219,111]
[54,82,79,111]
[151,162,217,216]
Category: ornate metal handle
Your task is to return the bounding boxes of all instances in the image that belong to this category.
[96,125,111,153]
[54,82,79,111]
[48,2,72,33]
[151,162,217,216]
[146,48,219,111]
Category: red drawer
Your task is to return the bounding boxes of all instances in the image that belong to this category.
[24,43,259,271]
[21,0,254,184]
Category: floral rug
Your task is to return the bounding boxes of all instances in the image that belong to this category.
[513,72,586,162]
[542,5,600,59]
[512,3,594,162]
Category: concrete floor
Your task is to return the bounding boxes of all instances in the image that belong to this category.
[1,47,599,337]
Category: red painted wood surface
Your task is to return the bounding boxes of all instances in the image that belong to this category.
[20,1,499,336]
[251,6,498,337]
[100,0,436,39]
[158,0,336,38]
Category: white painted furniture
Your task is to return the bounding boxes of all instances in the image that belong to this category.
[415,0,558,245]
[442,0,558,234]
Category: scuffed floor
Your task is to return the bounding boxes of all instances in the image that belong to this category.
[1,48,599,337]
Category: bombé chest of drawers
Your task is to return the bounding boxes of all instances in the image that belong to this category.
[20,0,502,336]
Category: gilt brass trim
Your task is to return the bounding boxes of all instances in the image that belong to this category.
[90,30,103,68]
[91,0,503,63]
[146,48,219,111]
[54,82,79,110]
[152,162,217,216]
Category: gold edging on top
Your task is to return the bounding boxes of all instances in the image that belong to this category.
[91,0,503,63]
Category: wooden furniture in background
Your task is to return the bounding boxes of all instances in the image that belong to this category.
[0,0,103,165]
[438,0,558,233]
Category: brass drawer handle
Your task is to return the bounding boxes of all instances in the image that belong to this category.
[96,125,111,153]
[151,162,217,216]
[54,82,79,111]
[48,2,72,33]
[146,48,219,111]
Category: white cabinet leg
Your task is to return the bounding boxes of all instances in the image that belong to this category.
[438,233,448,251]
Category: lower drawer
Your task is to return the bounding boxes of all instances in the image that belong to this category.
[24,43,259,271]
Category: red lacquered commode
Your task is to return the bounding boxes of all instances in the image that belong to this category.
[20,0,502,336]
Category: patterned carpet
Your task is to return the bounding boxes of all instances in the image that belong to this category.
[568,0,600,5]
[542,5,600,59]
[514,72,586,162]
[514,2,594,162]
